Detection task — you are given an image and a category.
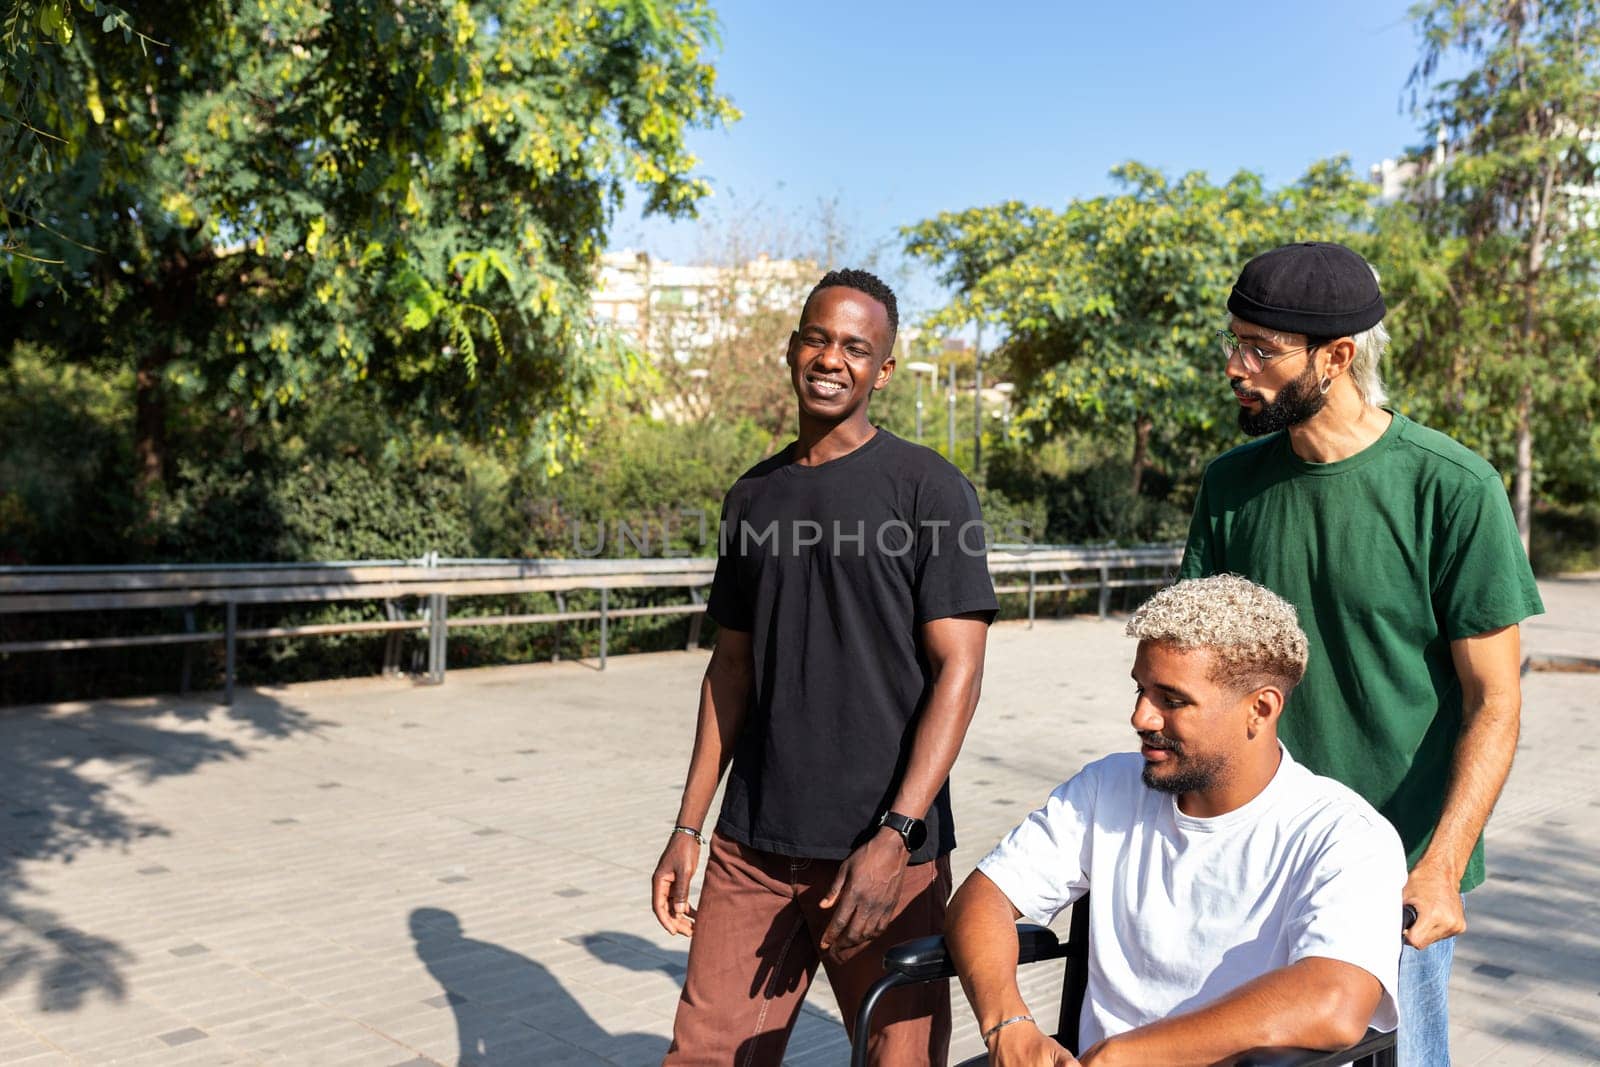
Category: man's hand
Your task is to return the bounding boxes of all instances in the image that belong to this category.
[651,833,701,937]
[990,1020,1080,1066]
[1403,856,1465,949]
[817,828,909,961]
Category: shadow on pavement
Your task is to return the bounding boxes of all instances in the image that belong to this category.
[0,693,325,1013]
[1464,819,1600,1057]
[410,910,684,1065]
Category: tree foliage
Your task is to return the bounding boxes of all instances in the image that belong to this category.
[904,160,1376,494]
[3,0,737,498]
[3,2,158,266]
[1391,0,1600,544]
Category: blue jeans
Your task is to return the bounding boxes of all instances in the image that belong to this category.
[1397,926,1458,1067]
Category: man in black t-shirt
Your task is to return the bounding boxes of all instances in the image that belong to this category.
[651,269,997,1066]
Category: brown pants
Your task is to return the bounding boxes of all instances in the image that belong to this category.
[664,832,952,1067]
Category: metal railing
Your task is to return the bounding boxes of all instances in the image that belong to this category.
[1,545,1181,702]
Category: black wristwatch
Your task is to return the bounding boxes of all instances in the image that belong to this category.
[876,810,927,852]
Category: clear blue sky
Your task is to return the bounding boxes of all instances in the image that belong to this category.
[612,0,1429,315]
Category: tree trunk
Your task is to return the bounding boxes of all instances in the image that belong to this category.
[134,350,168,514]
[1130,415,1152,499]
[1514,380,1533,555]
[132,241,208,515]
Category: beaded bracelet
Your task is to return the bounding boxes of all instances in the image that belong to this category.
[982,1014,1035,1047]
[671,824,706,844]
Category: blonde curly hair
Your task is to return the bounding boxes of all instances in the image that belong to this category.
[1126,574,1309,692]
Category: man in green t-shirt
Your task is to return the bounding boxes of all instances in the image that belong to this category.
[1180,241,1543,1067]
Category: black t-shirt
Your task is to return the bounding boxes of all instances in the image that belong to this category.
[707,428,998,864]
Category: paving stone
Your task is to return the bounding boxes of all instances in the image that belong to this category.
[157,1026,210,1046]
[420,992,468,1009]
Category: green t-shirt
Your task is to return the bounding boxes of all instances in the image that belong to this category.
[1179,410,1543,892]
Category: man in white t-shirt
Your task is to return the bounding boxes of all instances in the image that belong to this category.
[948,574,1408,1066]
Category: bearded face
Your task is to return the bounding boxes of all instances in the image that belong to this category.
[1235,356,1326,436]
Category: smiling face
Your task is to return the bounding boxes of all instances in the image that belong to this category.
[786,286,895,429]
[1130,640,1258,797]
[1227,316,1327,436]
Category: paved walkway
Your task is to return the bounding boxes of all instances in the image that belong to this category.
[0,578,1595,1065]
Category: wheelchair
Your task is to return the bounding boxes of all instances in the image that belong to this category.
[850,893,1410,1067]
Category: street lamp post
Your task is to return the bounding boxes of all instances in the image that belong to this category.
[972,323,984,475]
[905,360,937,442]
[993,381,1014,437]
[946,363,958,461]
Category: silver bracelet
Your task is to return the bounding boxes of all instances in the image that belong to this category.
[982,1014,1035,1047]
[671,825,705,845]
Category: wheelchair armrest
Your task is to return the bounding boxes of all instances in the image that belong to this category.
[1236,1027,1396,1066]
[883,923,1065,982]
[881,935,957,981]
[1016,923,1066,964]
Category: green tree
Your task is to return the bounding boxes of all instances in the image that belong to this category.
[1396,0,1600,548]
[2,2,154,269]
[904,160,1376,497]
[3,0,736,507]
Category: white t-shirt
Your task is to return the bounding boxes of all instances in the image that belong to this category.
[977,744,1406,1049]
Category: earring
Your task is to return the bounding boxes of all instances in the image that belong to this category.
[1319,376,1332,395]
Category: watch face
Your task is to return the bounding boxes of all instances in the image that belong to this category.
[881,811,928,852]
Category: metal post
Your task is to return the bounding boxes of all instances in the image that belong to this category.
[599,586,609,670]
[686,587,704,651]
[439,594,450,682]
[382,598,401,676]
[180,608,195,694]
[1098,564,1112,621]
[428,594,437,681]
[973,323,984,476]
[1027,570,1036,629]
[223,600,236,705]
[427,592,448,683]
[552,591,565,662]
[946,363,957,461]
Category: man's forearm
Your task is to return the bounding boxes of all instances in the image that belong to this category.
[1085,959,1379,1067]
[946,872,1031,1035]
[889,665,980,817]
[1424,627,1524,880]
[1419,696,1518,880]
[889,625,986,818]
[673,648,752,829]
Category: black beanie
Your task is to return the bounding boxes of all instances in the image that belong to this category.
[1227,241,1386,338]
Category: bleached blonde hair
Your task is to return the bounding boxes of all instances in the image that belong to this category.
[1343,319,1390,407]
[1126,574,1310,692]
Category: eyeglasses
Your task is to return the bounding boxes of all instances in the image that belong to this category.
[1216,330,1320,375]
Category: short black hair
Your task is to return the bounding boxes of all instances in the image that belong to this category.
[806,268,898,342]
